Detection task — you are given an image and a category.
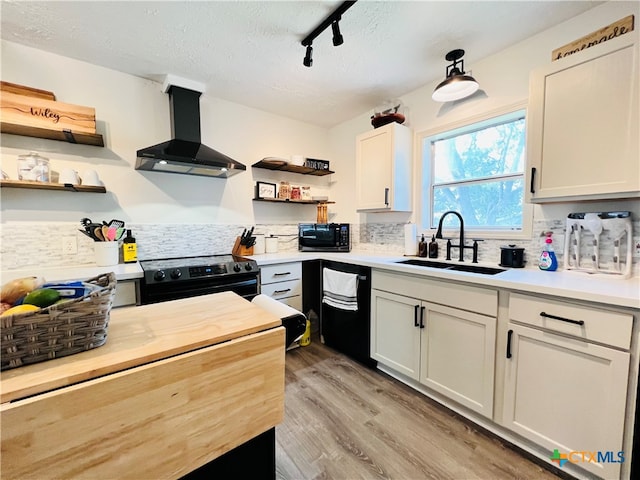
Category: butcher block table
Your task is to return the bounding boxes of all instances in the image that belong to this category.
[0,291,285,479]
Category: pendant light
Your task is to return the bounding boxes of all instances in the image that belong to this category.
[432,49,479,102]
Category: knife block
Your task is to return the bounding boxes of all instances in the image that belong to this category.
[232,236,254,256]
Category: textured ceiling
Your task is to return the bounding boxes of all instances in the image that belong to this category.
[1,1,602,128]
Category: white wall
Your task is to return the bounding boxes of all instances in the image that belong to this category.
[0,41,331,226]
[328,0,640,227]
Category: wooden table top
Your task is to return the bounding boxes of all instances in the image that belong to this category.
[1,291,281,403]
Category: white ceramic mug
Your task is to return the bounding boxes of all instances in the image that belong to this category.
[59,168,79,185]
[81,169,101,186]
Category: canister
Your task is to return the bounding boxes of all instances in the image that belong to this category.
[500,245,526,268]
[253,235,266,254]
[265,235,278,253]
[17,152,50,182]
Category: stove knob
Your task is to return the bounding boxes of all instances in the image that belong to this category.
[244,263,253,271]
[154,270,166,281]
[170,269,182,279]
[233,264,242,272]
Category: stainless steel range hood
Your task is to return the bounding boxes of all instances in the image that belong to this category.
[135,84,245,178]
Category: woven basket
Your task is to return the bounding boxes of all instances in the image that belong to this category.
[1,272,116,371]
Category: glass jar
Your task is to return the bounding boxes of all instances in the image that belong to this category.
[301,186,311,200]
[17,152,50,182]
[278,181,291,200]
[290,185,301,200]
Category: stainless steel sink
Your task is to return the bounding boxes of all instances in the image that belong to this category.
[396,259,505,275]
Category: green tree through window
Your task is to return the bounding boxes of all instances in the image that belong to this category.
[422,108,526,233]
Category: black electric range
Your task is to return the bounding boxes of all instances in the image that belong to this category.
[139,254,259,305]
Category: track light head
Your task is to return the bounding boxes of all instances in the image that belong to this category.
[331,21,344,46]
[303,44,313,67]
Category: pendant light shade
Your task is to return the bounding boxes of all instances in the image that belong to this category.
[432,49,479,102]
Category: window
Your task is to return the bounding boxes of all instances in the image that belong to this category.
[419,104,531,238]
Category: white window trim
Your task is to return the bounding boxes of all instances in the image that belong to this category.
[416,101,533,240]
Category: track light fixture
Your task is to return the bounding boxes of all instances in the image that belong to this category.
[301,0,356,67]
[303,44,313,67]
[331,21,344,46]
[432,49,479,102]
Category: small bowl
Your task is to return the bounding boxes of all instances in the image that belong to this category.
[371,113,405,129]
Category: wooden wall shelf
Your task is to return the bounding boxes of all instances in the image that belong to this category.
[253,197,334,205]
[252,160,333,176]
[1,122,104,147]
[0,179,107,193]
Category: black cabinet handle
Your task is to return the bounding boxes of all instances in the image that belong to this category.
[384,188,389,206]
[420,306,425,329]
[273,288,291,295]
[506,329,513,359]
[540,311,585,326]
[530,167,536,194]
[414,305,419,327]
[273,272,291,276]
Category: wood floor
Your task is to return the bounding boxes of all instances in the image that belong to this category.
[276,340,563,480]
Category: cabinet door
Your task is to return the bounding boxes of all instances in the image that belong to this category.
[502,323,629,479]
[370,289,421,380]
[526,30,639,202]
[356,122,412,211]
[419,304,496,418]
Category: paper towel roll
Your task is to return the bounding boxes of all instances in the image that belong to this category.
[404,223,418,256]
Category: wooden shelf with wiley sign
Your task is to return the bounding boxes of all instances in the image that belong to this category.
[552,15,634,61]
[0,81,104,146]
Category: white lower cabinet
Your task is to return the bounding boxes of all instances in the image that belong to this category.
[502,293,632,479]
[259,262,302,311]
[371,271,497,418]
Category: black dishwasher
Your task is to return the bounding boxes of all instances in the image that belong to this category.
[321,260,376,368]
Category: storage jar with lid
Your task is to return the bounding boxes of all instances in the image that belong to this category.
[17,152,50,182]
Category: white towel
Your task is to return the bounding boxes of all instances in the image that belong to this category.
[322,268,358,311]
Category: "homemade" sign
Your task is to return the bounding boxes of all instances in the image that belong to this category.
[552,15,634,61]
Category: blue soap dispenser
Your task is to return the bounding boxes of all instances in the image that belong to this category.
[539,231,558,271]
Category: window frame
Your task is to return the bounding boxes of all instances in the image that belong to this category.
[417,101,533,240]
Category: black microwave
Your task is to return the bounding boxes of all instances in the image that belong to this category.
[298,223,350,252]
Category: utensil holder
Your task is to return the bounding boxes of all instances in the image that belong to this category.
[232,236,254,256]
[94,241,119,266]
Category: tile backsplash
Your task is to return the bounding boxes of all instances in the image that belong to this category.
[1,220,638,277]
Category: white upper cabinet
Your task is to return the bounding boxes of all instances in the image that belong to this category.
[526,30,639,202]
[356,122,412,212]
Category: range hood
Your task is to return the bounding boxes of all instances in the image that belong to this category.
[135,84,246,178]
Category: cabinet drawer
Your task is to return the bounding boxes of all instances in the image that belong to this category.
[261,262,302,284]
[372,270,497,317]
[509,293,633,349]
[261,279,302,300]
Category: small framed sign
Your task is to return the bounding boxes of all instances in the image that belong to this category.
[256,181,277,199]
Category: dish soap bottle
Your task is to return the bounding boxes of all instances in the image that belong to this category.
[418,234,427,257]
[539,232,558,271]
[428,235,439,258]
[122,229,138,264]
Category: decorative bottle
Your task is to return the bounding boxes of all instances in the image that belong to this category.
[539,232,558,271]
[428,235,439,258]
[122,229,138,264]
[418,234,427,257]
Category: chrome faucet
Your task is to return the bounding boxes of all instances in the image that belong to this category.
[435,210,479,263]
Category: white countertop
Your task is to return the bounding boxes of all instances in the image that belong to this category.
[248,251,640,310]
[0,262,143,284]
[3,252,637,309]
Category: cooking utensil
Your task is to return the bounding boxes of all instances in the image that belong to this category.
[94,227,105,241]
